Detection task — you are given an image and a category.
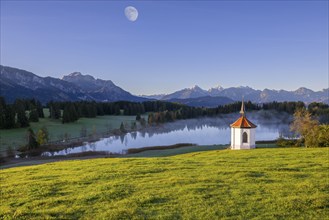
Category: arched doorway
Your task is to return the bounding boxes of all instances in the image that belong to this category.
[242,132,248,143]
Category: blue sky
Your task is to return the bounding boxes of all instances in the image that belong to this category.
[1,1,328,95]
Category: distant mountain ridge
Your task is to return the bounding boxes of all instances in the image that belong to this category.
[0,65,147,103]
[162,85,209,100]
[61,72,144,102]
[1,65,327,104]
[168,96,235,108]
[158,85,328,104]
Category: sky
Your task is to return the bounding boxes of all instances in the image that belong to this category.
[1,0,328,95]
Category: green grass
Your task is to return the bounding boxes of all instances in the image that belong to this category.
[121,144,228,157]
[1,148,328,219]
[0,109,140,155]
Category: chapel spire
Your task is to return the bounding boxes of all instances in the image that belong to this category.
[239,97,245,116]
[230,96,257,150]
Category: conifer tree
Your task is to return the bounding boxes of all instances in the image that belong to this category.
[36,100,44,118]
[114,105,121,115]
[120,122,126,132]
[4,105,15,129]
[136,113,141,121]
[69,103,79,121]
[15,100,29,127]
[87,104,97,118]
[62,105,71,123]
[62,103,79,123]
[26,128,39,150]
[49,102,61,119]
[29,108,39,122]
[0,97,6,128]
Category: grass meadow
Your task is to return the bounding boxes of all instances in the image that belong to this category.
[1,148,328,219]
[0,109,140,155]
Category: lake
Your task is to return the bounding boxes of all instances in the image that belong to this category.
[42,111,294,156]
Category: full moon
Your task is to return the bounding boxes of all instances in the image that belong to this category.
[124,6,138,22]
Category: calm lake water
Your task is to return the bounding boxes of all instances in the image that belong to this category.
[43,111,293,156]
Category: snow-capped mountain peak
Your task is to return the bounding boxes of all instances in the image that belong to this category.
[68,72,82,77]
[190,85,205,91]
[208,85,223,91]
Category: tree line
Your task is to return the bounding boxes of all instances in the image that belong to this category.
[146,101,326,125]
[47,100,188,123]
[1,96,328,128]
[0,97,44,129]
[1,97,327,151]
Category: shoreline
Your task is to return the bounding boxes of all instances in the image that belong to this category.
[14,121,181,158]
[15,126,148,157]
[1,113,279,169]
[0,141,279,169]
[0,144,219,169]
[3,112,288,159]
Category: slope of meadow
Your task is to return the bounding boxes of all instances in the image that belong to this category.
[1,148,328,219]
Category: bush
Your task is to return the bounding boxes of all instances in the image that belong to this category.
[290,109,329,147]
[317,125,329,147]
[37,126,49,145]
[276,138,299,147]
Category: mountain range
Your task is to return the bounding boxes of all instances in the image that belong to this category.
[146,85,328,104]
[0,65,146,103]
[1,65,328,105]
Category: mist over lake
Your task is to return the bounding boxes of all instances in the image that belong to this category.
[43,111,294,156]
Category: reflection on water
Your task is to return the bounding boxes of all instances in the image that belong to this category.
[43,111,293,156]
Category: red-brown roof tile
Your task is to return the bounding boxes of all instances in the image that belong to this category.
[230,116,257,128]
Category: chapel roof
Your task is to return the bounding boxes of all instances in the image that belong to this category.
[230,116,257,128]
[230,98,257,128]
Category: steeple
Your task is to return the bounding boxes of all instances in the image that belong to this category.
[239,97,245,116]
[230,96,257,150]
[231,97,256,129]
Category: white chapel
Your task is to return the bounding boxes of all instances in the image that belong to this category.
[230,100,257,150]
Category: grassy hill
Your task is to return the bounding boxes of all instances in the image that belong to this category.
[1,148,328,219]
